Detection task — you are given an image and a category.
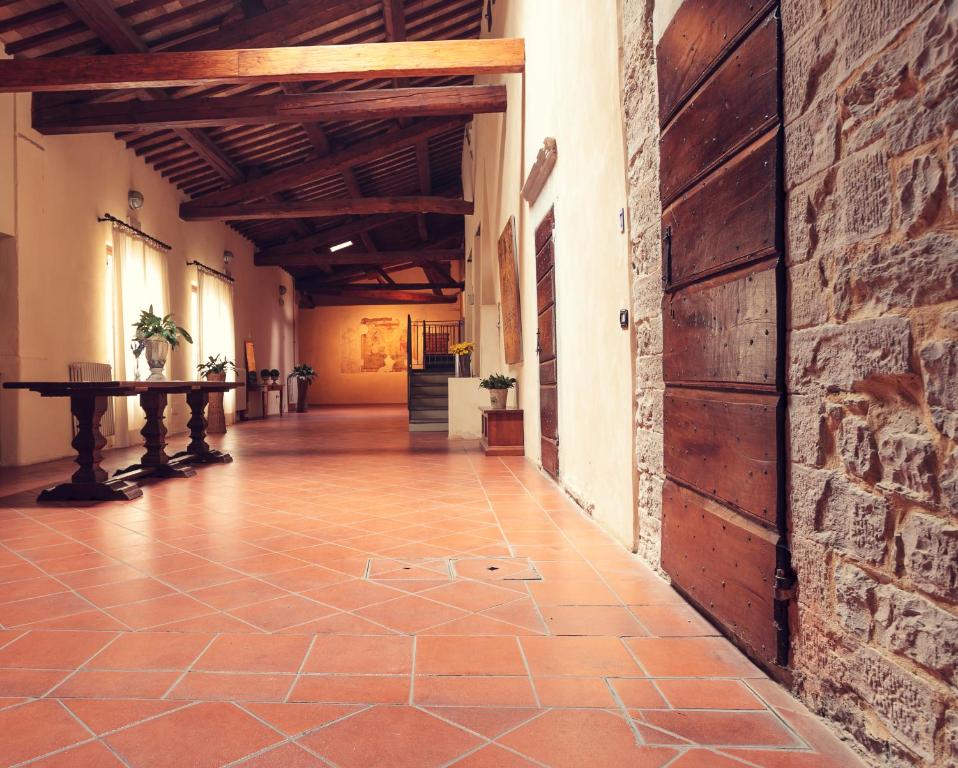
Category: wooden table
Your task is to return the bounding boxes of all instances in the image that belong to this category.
[3,380,237,502]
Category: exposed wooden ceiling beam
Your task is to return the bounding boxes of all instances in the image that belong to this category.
[381,0,407,43]
[181,195,472,221]
[0,38,525,92]
[60,0,243,184]
[257,213,413,260]
[254,249,464,267]
[186,118,464,208]
[63,0,147,53]
[299,280,462,293]
[302,291,459,307]
[33,84,507,135]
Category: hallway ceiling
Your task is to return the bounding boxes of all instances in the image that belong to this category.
[0,0,497,306]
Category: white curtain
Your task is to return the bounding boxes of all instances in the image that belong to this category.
[110,224,171,441]
[197,266,237,418]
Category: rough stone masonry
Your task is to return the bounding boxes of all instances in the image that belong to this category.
[622,1,958,766]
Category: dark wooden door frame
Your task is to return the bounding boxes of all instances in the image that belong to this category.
[536,206,559,479]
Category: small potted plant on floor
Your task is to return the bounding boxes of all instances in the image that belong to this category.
[449,341,474,377]
[197,354,236,381]
[291,363,316,413]
[132,305,193,381]
[196,355,235,434]
[479,373,516,410]
[269,368,280,384]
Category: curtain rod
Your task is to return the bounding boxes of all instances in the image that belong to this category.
[187,259,235,284]
[98,213,172,251]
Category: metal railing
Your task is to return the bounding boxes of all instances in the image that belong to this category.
[406,317,463,371]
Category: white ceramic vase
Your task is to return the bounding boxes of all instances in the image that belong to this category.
[144,337,170,381]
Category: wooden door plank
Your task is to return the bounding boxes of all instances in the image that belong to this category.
[536,273,555,314]
[663,259,778,388]
[662,479,779,663]
[537,305,556,361]
[657,0,775,126]
[664,388,779,525]
[663,128,779,290]
[659,12,778,206]
[0,39,526,93]
[535,239,554,282]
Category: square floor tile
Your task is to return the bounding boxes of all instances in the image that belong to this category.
[302,635,412,675]
[520,636,640,677]
[194,634,310,673]
[300,705,482,768]
[105,702,284,768]
[415,636,525,676]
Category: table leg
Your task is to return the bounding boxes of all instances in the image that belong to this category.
[137,390,195,478]
[173,389,232,464]
[38,394,142,502]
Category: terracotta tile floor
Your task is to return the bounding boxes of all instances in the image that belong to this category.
[0,406,866,767]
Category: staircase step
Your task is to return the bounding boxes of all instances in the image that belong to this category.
[410,385,448,397]
[410,373,451,385]
[410,396,448,408]
[408,408,448,420]
[409,420,448,432]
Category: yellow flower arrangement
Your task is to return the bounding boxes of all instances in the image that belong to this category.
[449,341,475,356]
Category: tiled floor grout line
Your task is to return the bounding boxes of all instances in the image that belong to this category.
[515,637,541,709]
[38,631,124,698]
[604,675,647,746]
[740,677,815,751]
[284,632,318,703]
[51,698,138,768]
[160,633,219,699]
[409,634,417,706]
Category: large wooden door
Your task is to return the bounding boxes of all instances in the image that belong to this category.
[657,1,792,670]
[536,207,559,478]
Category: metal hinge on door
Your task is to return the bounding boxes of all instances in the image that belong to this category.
[661,225,672,290]
[536,330,541,356]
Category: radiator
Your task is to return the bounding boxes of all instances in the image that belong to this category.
[68,362,116,437]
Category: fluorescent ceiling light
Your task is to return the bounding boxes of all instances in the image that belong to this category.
[329,240,354,252]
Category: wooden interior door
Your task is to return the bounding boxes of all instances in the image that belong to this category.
[657,1,792,671]
[536,207,559,478]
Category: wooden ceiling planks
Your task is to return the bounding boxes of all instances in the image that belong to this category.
[0,0,494,304]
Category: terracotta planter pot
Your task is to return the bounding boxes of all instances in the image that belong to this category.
[205,371,227,434]
[296,377,310,413]
[488,389,508,410]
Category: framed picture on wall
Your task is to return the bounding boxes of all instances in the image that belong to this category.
[244,340,256,381]
[497,216,522,364]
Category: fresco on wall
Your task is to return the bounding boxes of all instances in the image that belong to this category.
[340,316,407,374]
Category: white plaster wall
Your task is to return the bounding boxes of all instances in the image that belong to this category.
[447,377,489,439]
[463,0,635,546]
[0,92,295,466]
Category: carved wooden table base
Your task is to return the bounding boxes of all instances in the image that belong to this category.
[3,380,236,502]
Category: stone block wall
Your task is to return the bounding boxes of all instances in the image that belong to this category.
[621,0,957,765]
[783,0,957,765]
[621,0,665,568]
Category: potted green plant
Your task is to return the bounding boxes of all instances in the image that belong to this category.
[132,305,193,381]
[196,355,235,434]
[291,363,316,413]
[197,354,235,381]
[260,368,271,386]
[479,373,517,410]
[269,368,280,384]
